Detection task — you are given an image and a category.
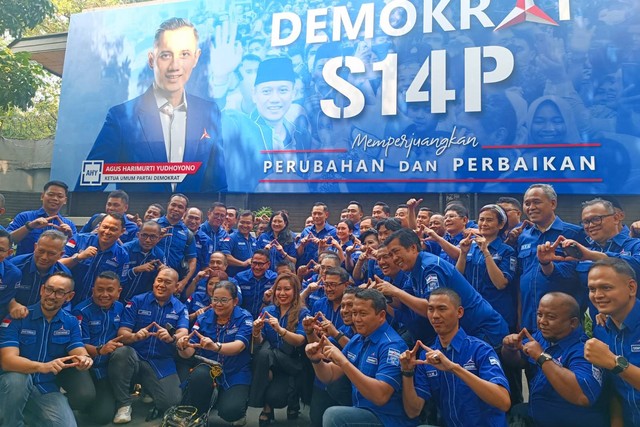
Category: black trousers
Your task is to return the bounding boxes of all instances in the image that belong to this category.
[309,376,353,427]
[182,364,249,422]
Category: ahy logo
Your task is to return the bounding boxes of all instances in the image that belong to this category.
[80,160,103,186]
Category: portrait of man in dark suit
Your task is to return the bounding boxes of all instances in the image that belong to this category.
[80,17,227,193]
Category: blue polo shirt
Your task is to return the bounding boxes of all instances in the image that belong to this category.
[236,269,277,319]
[7,208,77,256]
[186,291,211,314]
[517,216,586,330]
[257,231,297,272]
[156,217,197,276]
[403,251,508,347]
[525,328,607,427]
[72,298,123,380]
[192,229,213,274]
[414,328,509,427]
[191,305,253,390]
[594,300,640,426]
[297,223,337,267]
[311,297,344,332]
[260,304,310,349]
[80,213,139,243]
[301,273,325,308]
[121,239,165,302]
[227,232,258,277]
[121,292,189,379]
[461,239,518,331]
[9,254,71,307]
[340,321,415,427]
[199,223,231,254]
[0,260,22,319]
[0,304,84,393]
[64,233,129,306]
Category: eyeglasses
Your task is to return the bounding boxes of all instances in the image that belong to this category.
[251,261,268,267]
[139,233,160,241]
[324,281,346,289]
[43,286,73,298]
[212,297,232,305]
[581,214,615,227]
[211,213,226,218]
[443,214,461,219]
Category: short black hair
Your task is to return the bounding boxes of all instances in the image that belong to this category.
[373,202,390,215]
[384,228,421,248]
[376,218,402,232]
[155,17,198,46]
[590,257,637,281]
[325,267,350,284]
[354,288,387,314]
[44,180,69,195]
[108,190,129,205]
[496,197,522,211]
[96,270,121,285]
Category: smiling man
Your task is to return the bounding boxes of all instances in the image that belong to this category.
[382,228,508,347]
[80,17,226,193]
[61,213,129,306]
[110,268,188,423]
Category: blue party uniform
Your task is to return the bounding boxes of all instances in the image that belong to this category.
[72,298,124,379]
[190,305,254,389]
[227,232,258,277]
[337,321,416,427]
[524,328,607,427]
[199,222,231,254]
[155,216,197,278]
[80,213,139,244]
[9,254,71,306]
[236,269,277,319]
[461,239,518,331]
[257,231,297,272]
[7,207,77,256]
[403,251,508,347]
[593,299,640,426]
[297,223,337,267]
[63,233,129,305]
[0,259,22,319]
[517,217,586,331]
[121,239,165,302]
[0,303,84,392]
[439,231,464,265]
[414,328,509,427]
[120,292,189,378]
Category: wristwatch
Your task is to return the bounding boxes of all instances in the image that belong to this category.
[611,355,629,374]
[536,352,553,367]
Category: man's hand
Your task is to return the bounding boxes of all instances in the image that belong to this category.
[505,220,533,246]
[9,302,28,319]
[502,329,527,352]
[134,322,158,342]
[537,236,567,265]
[155,323,174,344]
[73,354,94,371]
[133,260,159,274]
[422,346,457,372]
[372,275,398,298]
[584,338,617,370]
[306,335,329,362]
[400,340,428,371]
[99,336,123,355]
[77,246,98,261]
[521,328,544,360]
[176,330,196,351]
[322,336,348,367]
[39,355,79,374]
[193,305,211,319]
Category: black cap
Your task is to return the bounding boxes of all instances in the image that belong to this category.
[254,57,296,86]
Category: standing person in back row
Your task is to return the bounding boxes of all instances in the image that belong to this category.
[8,181,76,256]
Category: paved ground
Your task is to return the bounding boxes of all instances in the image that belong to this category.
[76,396,311,426]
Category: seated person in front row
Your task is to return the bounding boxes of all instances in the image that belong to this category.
[109,268,188,424]
[401,287,510,427]
[177,280,253,425]
[250,273,309,425]
[305,288,415,427]
[502,292,607,427]
[0,272,93,427]
[72,271,125,425]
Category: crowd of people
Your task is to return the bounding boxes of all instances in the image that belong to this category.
[0,181,639,427]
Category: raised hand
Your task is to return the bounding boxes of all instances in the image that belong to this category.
[99,335,124,355]
[502,329,527,352]
[400,340,423,371]
[521,328,543,359]
[134,322,159,342]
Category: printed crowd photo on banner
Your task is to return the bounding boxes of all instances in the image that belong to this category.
[52,0,640,194]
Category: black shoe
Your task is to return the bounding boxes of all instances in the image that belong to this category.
[287,409,299,420]
[259,410,274,427]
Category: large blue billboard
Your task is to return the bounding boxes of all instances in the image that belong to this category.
[52,0,640,193]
